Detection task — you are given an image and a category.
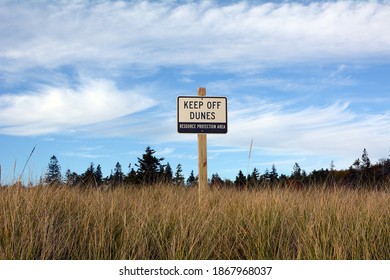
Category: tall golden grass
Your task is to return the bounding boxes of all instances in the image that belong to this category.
[0,184,389,260]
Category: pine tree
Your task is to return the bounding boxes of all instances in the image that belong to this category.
[81,163,96,187]
[352,158,361,170]
[360,148,373,185]
[234,170,247,188]
[136,146,164,185]
[186,170,197,187]
[260,168,270,185]
[45,155,62,185]
[330,160,335,171]
[163,162,173,184]
[125,164,138,185]
[269,164,279,183]
[65,169,79,186]
[248,168,259,188]
[94,164,103,186]
[173,164,184,186]
[292,162,301,179]
[210,173,224,187]
[361,148,371,169]
[113,162,124,186]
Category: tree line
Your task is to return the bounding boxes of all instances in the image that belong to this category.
[45,146,194,188]
[44,146,390,190]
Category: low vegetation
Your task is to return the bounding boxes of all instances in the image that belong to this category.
[0,183,388,260]
[10,146,383,191]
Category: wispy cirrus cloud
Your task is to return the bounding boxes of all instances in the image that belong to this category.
[113,95,390,166]
[1,0,389,74]
[61,145,109,159]
[207,98,390,164]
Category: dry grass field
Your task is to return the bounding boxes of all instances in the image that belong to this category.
[0,184,389,260]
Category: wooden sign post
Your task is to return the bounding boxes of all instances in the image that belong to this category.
[177,88,227,205]
[197,88,208,204]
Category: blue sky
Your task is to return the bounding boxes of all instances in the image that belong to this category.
[1,0,390,184]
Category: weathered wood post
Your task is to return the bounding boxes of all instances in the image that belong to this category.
[197,87,208,204]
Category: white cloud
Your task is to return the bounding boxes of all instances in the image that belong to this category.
[61,151,108,159]
[0,79,156,135]
[107,95,390,168]
[209,99,390,163]
[156,147,175,157]
[61,145,109,159]
[1,1,389,73]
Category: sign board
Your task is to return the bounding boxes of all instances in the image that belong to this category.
[177,96,228,134]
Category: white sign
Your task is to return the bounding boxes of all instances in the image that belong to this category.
[177,96,227,134]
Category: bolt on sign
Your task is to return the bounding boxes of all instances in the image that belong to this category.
[177,96,228,134]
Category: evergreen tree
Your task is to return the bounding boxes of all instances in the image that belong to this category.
[302,170,307,183]
[329,160,336,183]
[45,155,62,185]
[186,170,197,187]
[161,162,173,184]
[223,179,234,188]
[379,157,390,177]
[248,168,259,188]
[360,148,372,185]
[269,164,279,183]
[125,164,138,185]
[173,164,184,186]
[113,162,124,186]
[158,165,165,182]
[234,170,247,188]
[94,164,103,186]
[65,169,79,186]
[81,163,96,187]
[136,146,164,185]
[65,169,71,184]
[260,168,270,182]
[330,160,335,171]
[361,148,371,169]
[352,158,361,170]
[279,174,289,187]
[210,173,224,187]
[292,162,302,179]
